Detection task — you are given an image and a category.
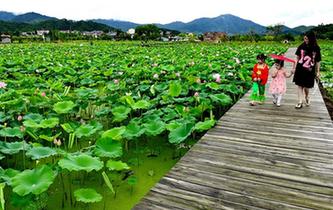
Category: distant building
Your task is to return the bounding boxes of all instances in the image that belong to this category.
[1,34,11,44]
[82,31,104,38]
[21,31,36,36]
[203,32,228,43]
[36,30,50,36]
[106,31,117,37]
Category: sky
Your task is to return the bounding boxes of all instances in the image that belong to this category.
[1,0,333,28]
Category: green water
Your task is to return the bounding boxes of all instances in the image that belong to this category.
[46,145,178,210]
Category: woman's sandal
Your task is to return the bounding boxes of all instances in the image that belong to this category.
[305,97,310,106]
[295,102,303,109]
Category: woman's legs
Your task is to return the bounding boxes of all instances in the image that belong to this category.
[296,86,304,108]
[304,87,310,106]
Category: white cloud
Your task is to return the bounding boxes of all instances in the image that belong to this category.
[0,0,332,27]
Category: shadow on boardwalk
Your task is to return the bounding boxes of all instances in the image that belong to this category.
[134,48,333,210]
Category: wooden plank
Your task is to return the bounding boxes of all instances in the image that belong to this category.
[166,168,333,209]
[134,48,333,209]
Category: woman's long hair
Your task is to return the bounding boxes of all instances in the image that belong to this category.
[305,31,318,48]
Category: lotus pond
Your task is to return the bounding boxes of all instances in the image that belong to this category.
[320,41,333,100]
[0,41,287,210]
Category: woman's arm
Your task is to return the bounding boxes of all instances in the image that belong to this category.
[284,69,293,78]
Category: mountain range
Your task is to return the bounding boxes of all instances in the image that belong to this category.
[0,11,314,35]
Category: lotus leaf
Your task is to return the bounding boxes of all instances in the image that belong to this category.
[0,182,4,210]
[0,141,29,155]
[132,100,151,110]
[40,118,59,128]
[111,106,131,122]
[75,124,96,138]
[106,160,130,171]
[23,113,43,122]
[93,137,122,158]
[168,123,194,144]
[53,101,75,114]
[26,146,57,160]
[58,154,103,172]
[23,120,40,128]
[61,123,74,133]
[0,127,23,138]
[74,188,102,203]
[0,168,19,185]
[209,93,232,106]
[123,122,145,140]
[194,119,215,132]
[0,112,11,123]
[11,165,56,196]
[206,82,220,90]
[102,126,125,141]
[168,81,182,97]
[143,120,165,136]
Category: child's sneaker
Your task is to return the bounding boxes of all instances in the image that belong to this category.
[249,101,257,106]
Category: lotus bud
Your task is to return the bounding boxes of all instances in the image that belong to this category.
[57,140,62,146]
[114,79,119,84]
[175,72,180,77]
[17,115,23,121]
[20,126,26,132]
[152,63,158,67]
[41,92,46,97]
[153,73,159,79]
[196,78,201,84]
[228,72,234,77]
[161,70,166,74]
[235,58,241,64]
[118,71,123,75]
[194,92,199,97]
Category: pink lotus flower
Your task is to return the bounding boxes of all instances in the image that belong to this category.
[194,92,199,97]
[114,79,119,84]
[17,115,23,121]
[0,81,7,89]
[212,73,221,83]
[41,92,46,97]
[153,73,159,79]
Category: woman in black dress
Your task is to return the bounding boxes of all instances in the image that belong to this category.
[293,31,321,109]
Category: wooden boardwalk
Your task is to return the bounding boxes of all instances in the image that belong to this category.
[133,48,333,210]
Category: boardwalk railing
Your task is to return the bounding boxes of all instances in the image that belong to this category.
[134,48,333,210]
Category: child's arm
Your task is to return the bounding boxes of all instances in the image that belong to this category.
[271,69,278,78]
[284,68,293,78]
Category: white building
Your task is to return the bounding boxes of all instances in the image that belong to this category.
[1,34,11,44]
